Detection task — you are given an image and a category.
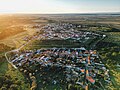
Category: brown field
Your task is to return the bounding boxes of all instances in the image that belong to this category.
[0,15,48,52]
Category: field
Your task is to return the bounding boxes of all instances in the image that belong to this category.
[0,15,47,48]
[23,38,97,50]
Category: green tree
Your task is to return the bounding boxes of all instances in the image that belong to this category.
[112,52,117,56]
[1,86,7,90]
[10,84,18,90]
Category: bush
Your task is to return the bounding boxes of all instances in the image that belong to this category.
[10,84,18,90]
[1,86,7,90]
[112,52,117,56]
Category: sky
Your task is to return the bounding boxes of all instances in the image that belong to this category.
[0,0,120,14]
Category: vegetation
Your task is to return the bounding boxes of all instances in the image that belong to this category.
[0,15,48,90]
[96,30,120,89]
[0,15,120,90]
[24,40,82,49]
[0,55,30,90]
[0,44,14,54]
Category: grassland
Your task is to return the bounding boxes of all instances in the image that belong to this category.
[0,15,47,48]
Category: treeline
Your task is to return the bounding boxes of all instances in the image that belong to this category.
[96,40,120,65]
[102,28,120,32]
[0,75,21,90]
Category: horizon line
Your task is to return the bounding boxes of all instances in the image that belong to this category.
[0,12,120,15]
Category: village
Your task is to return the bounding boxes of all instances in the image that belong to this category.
[0,0,119,89]
[37,23,102,41]
[10,48,110,89]
[9,23,110,90]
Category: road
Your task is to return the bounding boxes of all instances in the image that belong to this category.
[4,26,106,70]
[5,27,43,69]
[5,39,32,69]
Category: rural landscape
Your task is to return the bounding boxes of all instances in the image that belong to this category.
[0,14,120,90]
[1,0,120,89]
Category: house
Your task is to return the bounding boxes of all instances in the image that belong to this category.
[86,76,95,84]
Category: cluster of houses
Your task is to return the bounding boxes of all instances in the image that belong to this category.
[10,48,110,89]
[9,23,109,89]
[37,23,102,41]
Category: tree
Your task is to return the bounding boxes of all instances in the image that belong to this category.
[10,84,18,90]
[112,52,117,56]
[1,86,7,90]
[0,76,6,87]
